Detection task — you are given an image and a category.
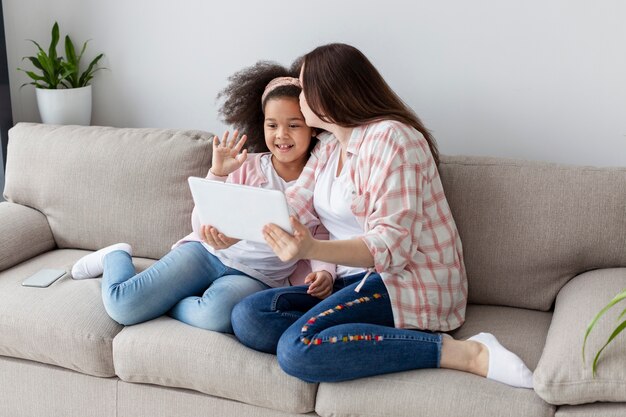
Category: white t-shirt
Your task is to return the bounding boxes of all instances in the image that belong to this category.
[206,154,298,287]
[313,146,366,278]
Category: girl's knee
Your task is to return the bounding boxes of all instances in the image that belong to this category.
[102,289,143,326]
[104,303,140,326]
[171,300,234,333]
[183,315,232,333]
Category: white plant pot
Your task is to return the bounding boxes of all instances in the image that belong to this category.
[36,85,92,126]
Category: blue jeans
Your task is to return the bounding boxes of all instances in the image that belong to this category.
[101,241,269,333]
[232,273,441,382]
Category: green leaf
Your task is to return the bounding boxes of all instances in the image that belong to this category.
[79,68,105,87]
[65,36,82,87]
[36,51,55,79]
[78,53,104,86]
[22,56,44,71]
[26,39,45,54]
[49,22,60,61]
[582,289,626,363]
[592,318,626,376]
[78,40,90,62]
[19,81,46,90]
[65,35,77,65]
[17,69,47,82]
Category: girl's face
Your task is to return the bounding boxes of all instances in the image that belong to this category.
[264,97,314,168]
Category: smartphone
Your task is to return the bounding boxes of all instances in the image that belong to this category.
[22,268,67,288]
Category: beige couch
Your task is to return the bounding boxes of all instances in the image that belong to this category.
[1,123,625,417]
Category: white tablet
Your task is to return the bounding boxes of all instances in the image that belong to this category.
[188,176,293,243]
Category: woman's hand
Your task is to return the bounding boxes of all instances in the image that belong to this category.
[209,130,248,177]
[263,216,314,262]
[304,271,333,299]
[200,225,240,250]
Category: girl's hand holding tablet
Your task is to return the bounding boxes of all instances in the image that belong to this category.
[200,224,241,250]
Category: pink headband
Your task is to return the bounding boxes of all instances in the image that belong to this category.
[261,76,301,105]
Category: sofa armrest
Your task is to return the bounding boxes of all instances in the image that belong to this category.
[0,202,56,272]
[533,268,626,405]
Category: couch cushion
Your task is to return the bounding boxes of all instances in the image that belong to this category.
[3,123,213,259]
[316,305,554,417]
[554,403,626,417]
[113,316,317,414]
[118,381,309,417]
[439,155,626,310]
[534,268,626,405]
[0,202,55,271]
[0,356,118,417]
[0,249,155,377]
[555,403,626,417]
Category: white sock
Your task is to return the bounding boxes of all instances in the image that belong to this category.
[71,243,132,279]
[468,332,534,389]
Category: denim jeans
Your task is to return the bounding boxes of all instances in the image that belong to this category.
[232,273,441,382]
[101,241,268,333]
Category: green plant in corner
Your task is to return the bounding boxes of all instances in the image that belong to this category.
[582,288,626,376]
[17,21,104,89]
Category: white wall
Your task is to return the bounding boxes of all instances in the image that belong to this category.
[3,0,625,167]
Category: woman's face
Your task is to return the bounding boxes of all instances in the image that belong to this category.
[298,65,325,129]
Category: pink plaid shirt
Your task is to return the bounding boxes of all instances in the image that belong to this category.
[286,120,467,331]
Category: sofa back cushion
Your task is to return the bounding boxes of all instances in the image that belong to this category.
[439,155,626,310]
[4,123,213,259]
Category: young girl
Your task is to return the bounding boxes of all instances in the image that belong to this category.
[70,62,334,333]
[231,44,534,389]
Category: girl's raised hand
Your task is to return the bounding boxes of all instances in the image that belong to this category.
[200,225,241,250]
[209,130,248,177]
[263,216,314,262]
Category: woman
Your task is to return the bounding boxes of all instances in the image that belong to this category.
[231,43,533,389]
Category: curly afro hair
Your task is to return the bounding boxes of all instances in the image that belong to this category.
[217,61,301,153]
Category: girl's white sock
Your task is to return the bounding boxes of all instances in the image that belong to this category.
[71,243,132,279]
[468,332,534,389]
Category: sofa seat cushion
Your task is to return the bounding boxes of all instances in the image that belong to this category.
[534,268,626,405]
[315,305,555,417]
[555,403,626,417]
[113,316,318,414]
[0,249,155,377]
[117,381,311,417]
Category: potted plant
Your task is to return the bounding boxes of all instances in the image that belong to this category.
[18,22,104,125]
[582,288,626,376]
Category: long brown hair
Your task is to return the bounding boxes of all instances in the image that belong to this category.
[301,43,439,165]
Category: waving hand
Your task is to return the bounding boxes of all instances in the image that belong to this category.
[210,130,248,177]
